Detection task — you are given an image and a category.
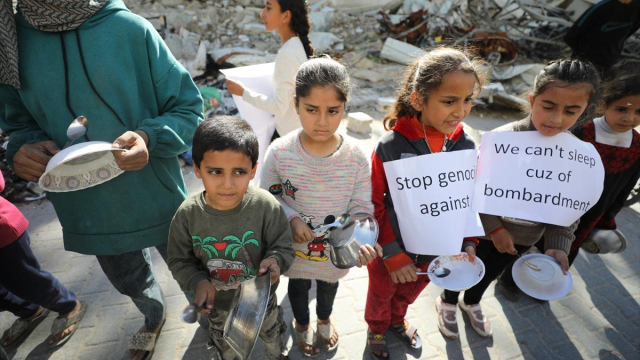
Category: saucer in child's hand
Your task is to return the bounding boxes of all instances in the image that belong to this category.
[428,253,485,291]
[512,254,572,301]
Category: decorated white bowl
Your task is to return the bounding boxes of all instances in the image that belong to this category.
[38,141,124,193]
[427,253,485,291]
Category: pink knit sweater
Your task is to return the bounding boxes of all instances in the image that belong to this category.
[259,130,374,282]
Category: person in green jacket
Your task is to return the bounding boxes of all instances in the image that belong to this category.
[0,1,203,359]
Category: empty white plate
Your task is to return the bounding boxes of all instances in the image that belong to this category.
[512,253,573,301]
[428,253,485,291]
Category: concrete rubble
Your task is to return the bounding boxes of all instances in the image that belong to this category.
[123,0,639,115]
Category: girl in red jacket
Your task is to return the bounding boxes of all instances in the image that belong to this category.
[365,47,486,359]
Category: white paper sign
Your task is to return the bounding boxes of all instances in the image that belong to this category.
[473,132,604,226]
[383,150,480,255]
[220,63,276,184]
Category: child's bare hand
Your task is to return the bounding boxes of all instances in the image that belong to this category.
[390,263,419,284]
[490,228,516,254]
[290,217,314,243]
[225,78,245,96]
[112,130,149,171]
[356,244,383,267]
[194,279,216,315]
[464,246,476,261]
[545,249,570,275]
[259,258,281,285]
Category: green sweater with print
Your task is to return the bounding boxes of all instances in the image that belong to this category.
[0,0,203,255]
[167,186,295,311]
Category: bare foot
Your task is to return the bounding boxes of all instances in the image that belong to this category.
[129,320,164,360]
[318,318,338,350]
[2,306,46,346]
[48,301,82,345]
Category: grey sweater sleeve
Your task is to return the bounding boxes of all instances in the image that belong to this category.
[543,219,579,254]
[264,202,295,274]
[480,213,504,234]
[167,209,209,293]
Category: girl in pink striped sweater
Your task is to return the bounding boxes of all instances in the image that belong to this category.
[260,57,380,357]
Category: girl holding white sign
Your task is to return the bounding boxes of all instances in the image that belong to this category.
[365,47,487,359]
[439,59,601,339]
[225,0,314,140]
[499,59,640,300]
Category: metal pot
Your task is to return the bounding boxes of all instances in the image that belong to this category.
[329,213,379,269]
[223,274,271,359]
[581,229,628,254]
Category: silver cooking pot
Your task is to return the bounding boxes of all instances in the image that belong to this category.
[223,274,271,359]
[329,213,379,269]
[581,229,627,254]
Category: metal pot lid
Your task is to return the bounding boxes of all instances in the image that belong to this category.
[329,213,379,248]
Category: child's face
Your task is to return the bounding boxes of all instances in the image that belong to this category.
[295,86,345,143]
[604,95,640,133]
[194,150,257,211]
[529,85,590,136]
[411,71,476,134]
[261,0,289,32]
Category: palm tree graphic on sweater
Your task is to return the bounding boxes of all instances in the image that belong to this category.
[193,231,259,287]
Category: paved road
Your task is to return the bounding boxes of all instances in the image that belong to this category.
[1,115,639,360]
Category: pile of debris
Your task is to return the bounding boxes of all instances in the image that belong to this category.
[125,0,632,117]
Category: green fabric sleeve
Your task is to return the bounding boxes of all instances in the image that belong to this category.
[263,201,295,274]
[136,29,203,158]
[167,208,209,293]
[0,88,51,170]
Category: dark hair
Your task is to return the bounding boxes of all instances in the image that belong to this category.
[295,57,350,105]
[383,46,488,130]
[192,115,259,168]
[526,59,600,117]
[277,0,315,58]
[601,59,640,109]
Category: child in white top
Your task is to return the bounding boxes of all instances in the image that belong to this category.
[226,0,314,138]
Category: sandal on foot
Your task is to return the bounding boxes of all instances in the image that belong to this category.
[367,330,389,359]
[1,308,50,347]
[129,319,166,360]
[389,320,422,350]
[292,320,318,358]
[317,322,338,352]
[50,301,88,347]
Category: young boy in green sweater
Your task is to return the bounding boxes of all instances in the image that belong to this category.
[167,115,294,360]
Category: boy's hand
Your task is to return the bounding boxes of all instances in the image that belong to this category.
[112,130,149,171]
[356,243,383,267]
[194,279,216,315]
[464,246,476,261]
[225,78,245,96]
[545,249,570,275]
[390,263,419,284]
[490,228,516,254]
[259,257,281,285]
[290,217,314,243]
[13,141,60,182]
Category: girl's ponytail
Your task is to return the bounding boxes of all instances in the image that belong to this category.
[278,0,316,59]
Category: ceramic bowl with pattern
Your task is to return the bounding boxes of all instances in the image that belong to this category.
[38,141,124,193]
[427,253,485,291]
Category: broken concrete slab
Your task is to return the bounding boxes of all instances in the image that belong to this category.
[380,37,425,65]
[347,112,374,134]
[351,69,385,82]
